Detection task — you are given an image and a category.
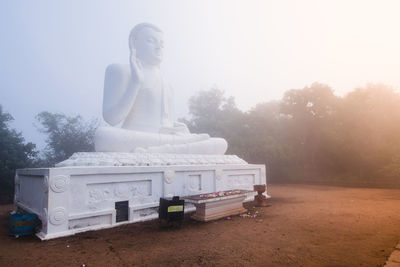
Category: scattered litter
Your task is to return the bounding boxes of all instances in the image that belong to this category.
[226,216,231,220]
[240,211,259,218]
[199,190,242,198]
[66,245,70,248]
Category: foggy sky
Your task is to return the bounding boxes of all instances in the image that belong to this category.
[1,0,400,149]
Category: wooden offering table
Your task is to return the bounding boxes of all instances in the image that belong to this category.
[184,190,257,222]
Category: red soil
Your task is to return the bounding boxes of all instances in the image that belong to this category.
[0,184,399,266]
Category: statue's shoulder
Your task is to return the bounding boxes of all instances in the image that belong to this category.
[105,64,130,79]
[104,64,131,92]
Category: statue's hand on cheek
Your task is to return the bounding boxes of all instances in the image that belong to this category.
[130,48,144,85]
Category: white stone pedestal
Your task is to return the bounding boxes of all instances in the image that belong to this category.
[15,162,266,240]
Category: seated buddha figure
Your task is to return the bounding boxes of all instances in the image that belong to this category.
[94,23,228,154]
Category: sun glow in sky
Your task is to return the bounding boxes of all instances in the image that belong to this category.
[1,0,400,148]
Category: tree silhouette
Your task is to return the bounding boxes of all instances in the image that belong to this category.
[0,106,37,203]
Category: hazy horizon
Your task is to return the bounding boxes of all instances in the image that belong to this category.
[1,0,400,149]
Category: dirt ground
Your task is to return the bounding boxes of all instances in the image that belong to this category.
[0,184,399,267]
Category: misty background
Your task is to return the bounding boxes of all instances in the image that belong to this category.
[1,1,400,203]
[1,0,400,149]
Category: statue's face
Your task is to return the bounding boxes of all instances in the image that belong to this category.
[134,27,164,66]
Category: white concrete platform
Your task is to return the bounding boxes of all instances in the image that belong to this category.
[14,163,267,240]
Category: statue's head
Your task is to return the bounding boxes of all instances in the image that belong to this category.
[129,23,164,66]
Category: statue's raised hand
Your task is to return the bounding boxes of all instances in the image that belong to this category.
[130,48,144,84]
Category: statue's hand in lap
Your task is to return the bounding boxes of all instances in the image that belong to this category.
[158,122,190,135]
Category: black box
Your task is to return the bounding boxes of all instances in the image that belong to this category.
[115,201,129,223]
[159,196,184,222]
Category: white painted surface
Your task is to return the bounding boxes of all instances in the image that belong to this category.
[184,191,257,204]
[13,23,268,241]
[94,23,227,154]
[15,164,266,240]
[56,152,247,167]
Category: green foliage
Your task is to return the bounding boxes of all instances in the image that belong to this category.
[0,106,37,203]
[337,84,400,179]
[279,83,341,176]
[2,82,399,204]
[35,112,98,166]
[184,87,247,156]
[246,101,292,179]
[183,84,400,187]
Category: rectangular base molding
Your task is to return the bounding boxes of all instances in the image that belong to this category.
[14,163,266,240]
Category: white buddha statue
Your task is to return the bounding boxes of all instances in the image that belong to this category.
[94,23,228,154]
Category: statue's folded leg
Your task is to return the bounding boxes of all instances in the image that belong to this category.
[94,127,213,152]
[95,127,163,152]
[146,138,228,155]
